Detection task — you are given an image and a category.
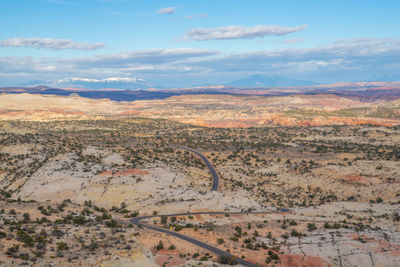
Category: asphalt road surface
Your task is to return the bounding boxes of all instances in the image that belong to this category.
[130,210,289,267]
[128,146,290,266]
[180,147,219,191]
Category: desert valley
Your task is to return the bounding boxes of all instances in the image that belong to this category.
[0,83,399,266]
[1,1,400,266]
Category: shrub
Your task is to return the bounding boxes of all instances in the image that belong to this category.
[307,223,317,231]
[270,253,279,260]
[6,244,20,256]
[281,233,289,239]
[291,229,301,237]
[175,225,183,231]
[218,254,238,265]
[17,230,34,247]
[200,255,208,261]
[156,240,163,250]
[130,211,139,218]
[23,213,30,222]
[267,232,272,239]
[57,242,69,251]
[72,216,86,225]
[230,236,238,242]
[105,219,119,228]
[52,228,65,238]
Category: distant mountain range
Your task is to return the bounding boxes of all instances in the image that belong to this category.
[2,80,400,103]
[0,86,239,102]
[0,86,177,102]
[363,74,400,82]
[16,74,400,90]
[228,74,318,87]
[19,78,153,90]
[17,75,318,90]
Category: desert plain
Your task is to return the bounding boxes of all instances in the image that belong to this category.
[0,89,399,266]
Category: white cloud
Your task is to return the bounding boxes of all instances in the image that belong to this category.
[56,77,145,83]
[182,24,308,41]
[157,7,175,15]
[1,38,400,85]
[69,48,219,68]
[196,38,400,71]
[186,13,208,19]
[0,38,105,50]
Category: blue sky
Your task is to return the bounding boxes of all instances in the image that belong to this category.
[0,0,399,87]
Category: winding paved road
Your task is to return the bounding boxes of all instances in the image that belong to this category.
[129,146,289,266]
[179,146,219,191]
[130,211,284,267]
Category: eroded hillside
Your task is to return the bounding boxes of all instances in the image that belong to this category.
[2,93,400,127]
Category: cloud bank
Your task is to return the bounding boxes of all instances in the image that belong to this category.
[1,39,399,86]
[69,48,219,68]
[56,77,145,83]
[157,7,176,15]
[0,38,105,50]
[183,24,308,41]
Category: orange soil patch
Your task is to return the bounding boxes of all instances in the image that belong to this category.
[120,110,140,115]
[154,250,186,267]
[99,169,149,176]
[340,174,371,184]
[47,108,86,115]
[194,214,206,223]
[346,233,400,256]
[279,254,331,267]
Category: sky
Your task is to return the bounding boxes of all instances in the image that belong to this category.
[0,0,400,87]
